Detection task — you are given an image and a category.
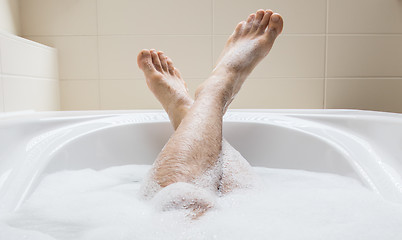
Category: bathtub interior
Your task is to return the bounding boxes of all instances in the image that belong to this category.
[44,122,356,176]
[0,110,401,214]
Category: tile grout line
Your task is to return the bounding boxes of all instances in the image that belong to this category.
[21,33,402,38]
[59,76,402,82]
[95,0,102,110]
[1,73,59,81]
[323,0,329,109]
[324,76,402,79]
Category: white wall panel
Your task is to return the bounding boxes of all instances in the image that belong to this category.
[1,34,58,78]
[3,76,59,111]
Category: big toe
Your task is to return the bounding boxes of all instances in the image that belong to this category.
[267,13,284,37]
[137,49,156,73]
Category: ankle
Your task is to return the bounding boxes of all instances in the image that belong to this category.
[166,99,192,129]
[166,97,192,117]
[195,85,232,110]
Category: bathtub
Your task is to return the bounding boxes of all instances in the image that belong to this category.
[0,109,402,214]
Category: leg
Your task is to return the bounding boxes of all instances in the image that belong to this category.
[138,9,283,215]
[138,54,227,216]
[138,50,228,195]
[138,50,255,195]
[138,50,220,218]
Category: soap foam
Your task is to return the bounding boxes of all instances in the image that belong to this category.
[1,164,402,240]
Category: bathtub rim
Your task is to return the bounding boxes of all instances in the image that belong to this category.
[1,109,402,213]
[1,108,402,122]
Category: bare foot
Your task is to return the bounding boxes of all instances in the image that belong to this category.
[196,9,283,105]
[137,49,193,129]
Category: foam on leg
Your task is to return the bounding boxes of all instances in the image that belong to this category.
[151,182,216,219]
[218,140,260,194]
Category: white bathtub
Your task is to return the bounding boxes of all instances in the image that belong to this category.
[0,109,402,214]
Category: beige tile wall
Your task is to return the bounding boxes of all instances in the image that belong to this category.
[20,0,402,112]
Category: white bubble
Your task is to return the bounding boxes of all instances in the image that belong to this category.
[2,162,402,240]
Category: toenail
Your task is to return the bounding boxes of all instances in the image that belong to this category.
[272,14,280,22]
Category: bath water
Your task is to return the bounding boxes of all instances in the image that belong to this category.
[1,164,402,240]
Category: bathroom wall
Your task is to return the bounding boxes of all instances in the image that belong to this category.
[0,0,20,35]
[0,31,60,112]
[0,0,59,113]
[19,0,402,112]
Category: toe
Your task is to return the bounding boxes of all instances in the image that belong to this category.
[174,68,182,79]
[243,13,255,35]
[251,9,265,32]
[158,51,169,72]
[166,57,175,75]
[150,49,163,72]
[137,49,156,73]
[258,9,273,33]
[174,67,182,79]
[267,13,284,37]
[232,21,245,39]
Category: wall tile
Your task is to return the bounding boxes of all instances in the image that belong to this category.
[99,78,323,110]
[327,36,402,77]
[98,0,212,35]
[328,0,402,34]
[27,36,99,80]
[185,79,204,99]
[60,80,99,110]
[213,0,326,34]
[1,34,58,78]
[100,80,161,110]
[214,35,325,78]
[230,78,324,109]
[3,76,60,111]
[20,0,97,36]
[326,78,402,113]
[37,79,60,111]
[16,0,402,113]
[99,36,212,80]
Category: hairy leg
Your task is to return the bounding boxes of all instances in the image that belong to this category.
[138,50,255,195]
[138,9,283,216]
